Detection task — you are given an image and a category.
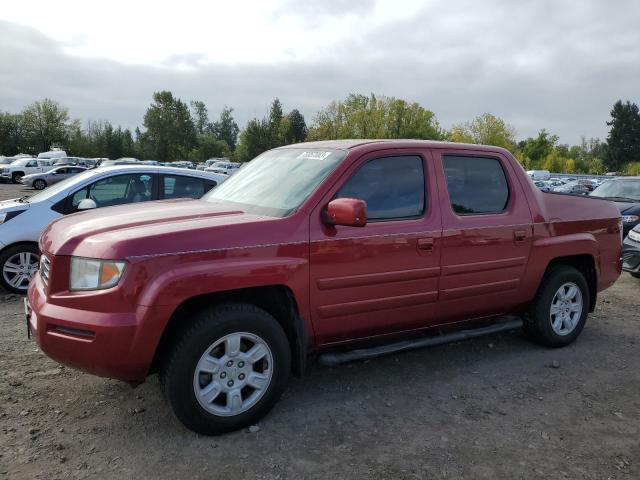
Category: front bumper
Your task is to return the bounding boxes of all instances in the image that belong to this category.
[26,273,170,382]
[622,236,640,273]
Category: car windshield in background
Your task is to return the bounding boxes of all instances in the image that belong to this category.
[202,149,346,217]
[591,179,640,202]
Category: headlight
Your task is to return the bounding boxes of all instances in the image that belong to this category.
[622,215,640,224]
[0,210,25,224]
[629,229,640,242]
[70,257,126,291]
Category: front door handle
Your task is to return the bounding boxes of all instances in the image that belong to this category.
[513,230,527,242]
[417,237,434,252]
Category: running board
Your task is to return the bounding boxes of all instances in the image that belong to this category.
[318,319,523,366]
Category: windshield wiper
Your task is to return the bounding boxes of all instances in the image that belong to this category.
[600,196,640,203]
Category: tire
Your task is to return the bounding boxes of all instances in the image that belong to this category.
[11,172,23,184]
[160,303,291,435]
[0,244,40,294]
[33,179,47,190]
[524,265,589,348]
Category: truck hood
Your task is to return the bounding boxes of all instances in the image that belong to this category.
[40,198,284,259]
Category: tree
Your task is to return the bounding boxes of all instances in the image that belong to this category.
[142,91,197,161]
[307,93,443,140]
[235,118,271,162]
[520,130,559,167]
[211,106,240,150]
[191,134,230,162]
[190,100,209,135]
[605,100,640,171]
[283,109,307,144]
[21,99,71,152]
[0,112,27,155]
[449,113,517,153]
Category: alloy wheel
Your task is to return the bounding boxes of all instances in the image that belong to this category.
[549,282,583,335]
[3,251,39,291]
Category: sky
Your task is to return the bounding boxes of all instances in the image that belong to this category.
[0,0,638,144]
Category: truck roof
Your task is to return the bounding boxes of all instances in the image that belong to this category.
[277,139,512,155]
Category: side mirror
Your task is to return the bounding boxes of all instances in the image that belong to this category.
[76,198,97,211]
[324,198,367,227]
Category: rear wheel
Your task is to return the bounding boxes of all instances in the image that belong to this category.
[33,179,47,190]
[160,303,291,435]
[0,244,40,294]
[524,265,589,347]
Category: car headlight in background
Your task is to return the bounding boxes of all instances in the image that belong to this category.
[70,257,126,291]
[629,229,640,243]
[0,210,25,224]
[622,215,640,224]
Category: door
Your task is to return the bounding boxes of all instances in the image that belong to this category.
[433,149,533,323]
[309,151,442,345]
[25,160,39,174]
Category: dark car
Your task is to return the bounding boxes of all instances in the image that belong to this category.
[590,177,640,237]
[622,225,640,278]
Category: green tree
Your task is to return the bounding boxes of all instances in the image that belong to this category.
[190,100,209,135]
[449,113,517,153]
[605,100,640,171]
[142,91,197,161]
[0,112,27,155]
[283,109,307,144]
[519,130,559,168]
[308,93,443,140]
[211,106,240,150]
[21,99,71,152]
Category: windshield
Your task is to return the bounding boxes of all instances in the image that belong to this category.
[591,179,640,201]
[27,169,100,203]
[202,148,346,216]
[10,159,30,166]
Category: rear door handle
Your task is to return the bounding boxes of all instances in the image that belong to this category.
[513,230,527,242]
[417,237,434,252]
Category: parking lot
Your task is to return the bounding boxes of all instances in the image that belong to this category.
[1,182,639,479]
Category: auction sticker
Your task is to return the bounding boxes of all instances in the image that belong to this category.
[297,151,332,160]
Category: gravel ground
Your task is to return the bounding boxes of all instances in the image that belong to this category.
[0,183,639,479]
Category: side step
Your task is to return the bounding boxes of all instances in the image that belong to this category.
[318,319,523,366]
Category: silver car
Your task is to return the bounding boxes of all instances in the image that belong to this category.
[0,165,228,293]
[21,166,88,190]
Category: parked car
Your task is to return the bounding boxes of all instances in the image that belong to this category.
[590,177,640,237]
[622,225,640,279]
[98,158,140,167]
[21,166,87,190]
[534,180,551,192]
[1,158,54,183]
[26,140,621,435]
[205,161,241,175]
[526,169,551,181]
[0,166,226,293]
[52,157,88,167]
[37,150,67,160]
[197,158,229,171]
[554,183,590,195]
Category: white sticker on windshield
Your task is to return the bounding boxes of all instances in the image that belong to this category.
[297,151,332,161]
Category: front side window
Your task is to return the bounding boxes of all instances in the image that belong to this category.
[163,175,209,199]
[70,173,154,210]
[26,161,37,167]
[443,155,509,215]
[336,155,425,221]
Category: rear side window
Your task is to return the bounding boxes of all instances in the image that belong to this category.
[443,155,509,215]
[336,155,425,221]
[163,175,211,199]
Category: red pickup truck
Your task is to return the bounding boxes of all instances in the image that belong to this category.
[27,140,622,434]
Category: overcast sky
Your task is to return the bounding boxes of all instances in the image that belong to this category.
[1,0,638,144]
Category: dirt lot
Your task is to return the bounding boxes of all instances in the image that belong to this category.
[1,183,639,479]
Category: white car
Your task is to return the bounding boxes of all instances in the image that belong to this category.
[0,165,228,293]
[205,161,241,175]
[1,158,54,183]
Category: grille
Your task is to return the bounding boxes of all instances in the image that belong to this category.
[40,255,51,286]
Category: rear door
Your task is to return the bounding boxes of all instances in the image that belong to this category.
[309,149,442,345]
[433,148,533,323]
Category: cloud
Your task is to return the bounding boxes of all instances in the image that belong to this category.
[1,0,639,145]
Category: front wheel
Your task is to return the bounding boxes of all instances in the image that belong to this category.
[160,303,291,435]
[0,245,40,294]
[11,173,23,184]
[524,265,589,347]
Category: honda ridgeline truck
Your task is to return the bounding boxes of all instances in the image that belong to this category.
[27,140,622,434]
